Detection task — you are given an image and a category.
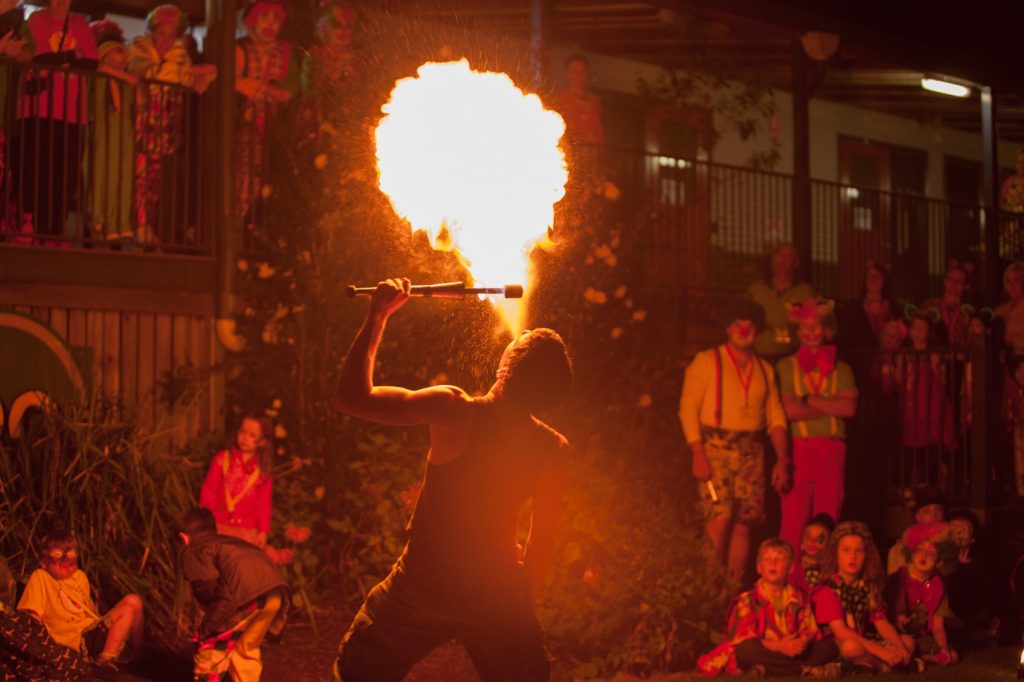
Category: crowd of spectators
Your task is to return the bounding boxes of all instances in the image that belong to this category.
[682,241,1019,676]
[0,0,355,248]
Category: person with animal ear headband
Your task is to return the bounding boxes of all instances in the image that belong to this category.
[776,298,858,555]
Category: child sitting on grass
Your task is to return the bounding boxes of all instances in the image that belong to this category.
[811,520,915,673]
[792,513,835,592]
[16,530,144,670]
[697,538,839,677]
[884,522,959,666]
[177,507,289,681]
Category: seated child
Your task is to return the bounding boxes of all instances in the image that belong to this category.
[16,530,144,669]
[812,521,915,672]
[697,538,840,677]
[792,513,835,592]
[887,487,945,575]
[177,507,289,681]
[944,510,999,650]
[883,522,958,666]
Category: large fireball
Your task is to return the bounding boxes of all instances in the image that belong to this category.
[375,59,567,332]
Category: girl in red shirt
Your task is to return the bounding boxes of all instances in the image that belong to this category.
[199,413,273,546]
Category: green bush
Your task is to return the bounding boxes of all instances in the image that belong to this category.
[0,397,202,646]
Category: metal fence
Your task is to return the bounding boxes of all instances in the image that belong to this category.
[601,145,1021,302]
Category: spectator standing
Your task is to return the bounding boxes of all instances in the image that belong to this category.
[747,243,816,364]
[679,298,790,583]
[776,299,858,553]
[922,262,971,353]
[199,413,274,547]
[86,19,136,242]
[127,4,215,245]
[235,0,299,225]
[836,260,897,356]
[12,0,97,242]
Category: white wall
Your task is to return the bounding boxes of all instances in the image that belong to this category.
[550,45,1020,200]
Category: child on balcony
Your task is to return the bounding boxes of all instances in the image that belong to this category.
[811,521,914,673]
[127,4,215,246]
[883,522,959,667]
[696,538,839,677]
[236,0,299,227]
[87,19,136,242]
[17,530,144,670]
[199,413,274,547]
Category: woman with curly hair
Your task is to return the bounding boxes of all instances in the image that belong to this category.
[812,521,914,672]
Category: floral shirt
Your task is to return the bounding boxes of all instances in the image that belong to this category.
[696,580,817,676]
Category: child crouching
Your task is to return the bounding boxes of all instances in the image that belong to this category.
[697,538,839,677]
[884,522,959,666]
[177,507,289,681]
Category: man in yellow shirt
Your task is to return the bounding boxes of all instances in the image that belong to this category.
[680,298,790,583]
[17,530,144,669]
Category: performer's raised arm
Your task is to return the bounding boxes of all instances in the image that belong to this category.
[332,277,464,426]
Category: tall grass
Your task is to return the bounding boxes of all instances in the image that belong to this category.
[0,393,204,646]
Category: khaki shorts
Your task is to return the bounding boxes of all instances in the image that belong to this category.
[697,426,765,526]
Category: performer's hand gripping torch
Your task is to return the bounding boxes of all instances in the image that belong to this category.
[346,281,523,300]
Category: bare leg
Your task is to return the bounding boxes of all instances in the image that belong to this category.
[705,517,729,566]
[726,522,750,583]
[102,594,144,659]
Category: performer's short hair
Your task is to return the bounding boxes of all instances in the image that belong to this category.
[501,328,572,412]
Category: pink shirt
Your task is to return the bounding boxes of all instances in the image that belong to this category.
[20,10,97,124]
[199,447,273,533]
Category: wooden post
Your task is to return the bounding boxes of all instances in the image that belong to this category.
[791,41,812,283]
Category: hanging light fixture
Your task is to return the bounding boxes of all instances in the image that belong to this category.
[921,77,971,98]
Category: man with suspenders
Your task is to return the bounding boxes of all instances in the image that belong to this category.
[680,298,790,583]
[775,298,858,553]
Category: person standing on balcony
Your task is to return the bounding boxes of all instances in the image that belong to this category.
[776,298,858,555]
[127,4,215,246]
[86,19,136,243]
[552,54,606,223]
[747,243,817,364]
[837,261,898,357]
[922,261,972,353]
[1000,152,1024,259]
[235,0,299,228]
[679,298,790,584]
[11,0,96,244]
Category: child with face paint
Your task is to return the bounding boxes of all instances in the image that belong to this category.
[235,0,299,225]
[199,413,275,548]
[17,531,144,669]
[883,522,959,666]
[792,513,835,592]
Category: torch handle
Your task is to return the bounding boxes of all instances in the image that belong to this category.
[346,282,523,299]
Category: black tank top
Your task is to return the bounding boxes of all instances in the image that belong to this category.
[405,401,561,571]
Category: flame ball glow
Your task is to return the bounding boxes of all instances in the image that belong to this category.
[375,60,567,329]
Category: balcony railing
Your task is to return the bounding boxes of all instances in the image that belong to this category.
[0,58,278,255]
[601,145,1022,301]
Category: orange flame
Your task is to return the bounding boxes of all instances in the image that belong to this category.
[376,59,567,333]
